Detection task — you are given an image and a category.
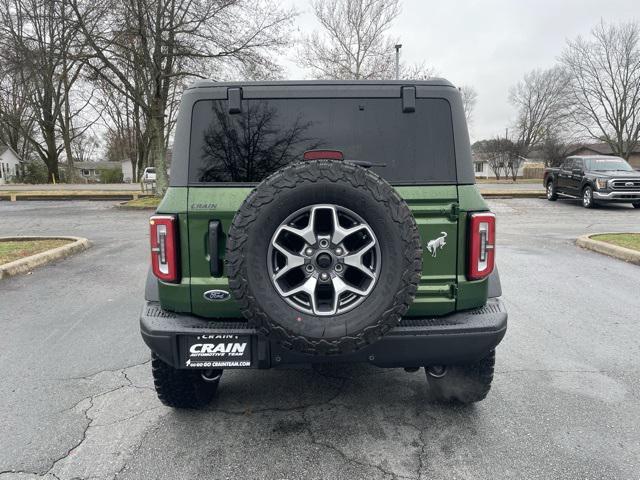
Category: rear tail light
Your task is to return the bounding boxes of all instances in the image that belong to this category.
[150,215,180,282]
[467,212,495,281]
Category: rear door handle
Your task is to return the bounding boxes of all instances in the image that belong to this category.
[208,220,223,277]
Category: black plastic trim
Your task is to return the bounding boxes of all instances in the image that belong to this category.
[208,220,223,276]
[140,298,507,369]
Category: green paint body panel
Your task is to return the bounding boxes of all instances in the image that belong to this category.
[155,184,490,318]
[397,186,458,317]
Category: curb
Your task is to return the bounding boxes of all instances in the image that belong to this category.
[576,234,640,266]
[0,191,151,202]
[480,191,545,199]
[0,236,92,280]
[115,200,158,210]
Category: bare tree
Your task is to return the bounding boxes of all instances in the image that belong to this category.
[0,0,88,182]
[486,154,507,181]
[509,66,570,154]
[70,0,296,194]
[299,0,430,80]
[539,133,574,168]
[71,132,99,163]
[474,137,522,181]
[460,85,477,125]
[561,21,640,160]
[92,69,149,181]
[399,61,436,80]
[0,74,36,162]
[506,153,525,181]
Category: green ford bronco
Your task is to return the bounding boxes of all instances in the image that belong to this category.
[141,80,507,408]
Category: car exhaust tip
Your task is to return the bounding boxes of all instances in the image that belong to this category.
[426,365,447,378]
[201,370,222,382]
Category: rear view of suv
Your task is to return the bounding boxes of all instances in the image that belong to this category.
[141,80,507,408]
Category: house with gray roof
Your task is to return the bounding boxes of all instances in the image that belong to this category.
[73,161,123,182]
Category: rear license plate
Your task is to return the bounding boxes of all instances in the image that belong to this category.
[179,334,251,369]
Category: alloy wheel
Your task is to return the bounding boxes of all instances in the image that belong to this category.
[267,204,381,316]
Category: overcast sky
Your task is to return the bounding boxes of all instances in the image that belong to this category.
[280,0,639,142]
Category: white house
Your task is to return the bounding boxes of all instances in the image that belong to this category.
[0,145,21,185]
[120,149,173,183]
[121,159,134,183]
[472,154,536,179]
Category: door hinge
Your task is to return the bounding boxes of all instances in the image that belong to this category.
[448,203,460,221]
[228,87,242,114]
[448,283,458,299]
[401,86,416,113]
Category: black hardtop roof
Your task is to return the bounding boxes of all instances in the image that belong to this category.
[567,155,626,161]
[187,78,456,90]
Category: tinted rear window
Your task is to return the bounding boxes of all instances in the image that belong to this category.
[189,98,456,184]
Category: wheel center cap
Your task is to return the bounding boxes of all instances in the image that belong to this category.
[316,252,333,269]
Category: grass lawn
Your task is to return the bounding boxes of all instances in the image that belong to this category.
[591,233,640,252]
[0,239,72,265]
[121,197,161,208]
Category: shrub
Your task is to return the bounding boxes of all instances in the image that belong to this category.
[16,160,49,184]
[98,168,124,183]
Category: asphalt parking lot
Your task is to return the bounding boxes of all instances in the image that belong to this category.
[1,198,639,480]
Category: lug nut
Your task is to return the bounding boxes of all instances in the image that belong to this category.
[305,264,314,272]
[335,247,343,256]
[320,272,329,281]
[319,239,329,248]
[305,247,314,256]
[335,264,343,272]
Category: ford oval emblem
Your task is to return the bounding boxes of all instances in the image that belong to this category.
[203,289,230,301]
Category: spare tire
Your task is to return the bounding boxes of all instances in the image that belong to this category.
[226,160,422,355]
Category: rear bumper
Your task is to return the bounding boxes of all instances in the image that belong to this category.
[593,190,640,202]
[140,298,507,369]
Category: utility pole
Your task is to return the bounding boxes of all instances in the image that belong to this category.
[395,44,402,80]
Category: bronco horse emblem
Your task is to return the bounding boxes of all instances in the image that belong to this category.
[426,231,448,258]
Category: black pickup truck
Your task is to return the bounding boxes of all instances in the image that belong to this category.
[543,155,640,208]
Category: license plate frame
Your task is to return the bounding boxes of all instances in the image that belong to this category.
[179,334,252,369]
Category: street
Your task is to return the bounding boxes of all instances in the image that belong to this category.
[0,198,639,479]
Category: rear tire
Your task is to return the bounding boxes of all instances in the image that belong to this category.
[425,351,495,404]
[633,202,640,209]
[151,353,221,409]
[546,181,558,201]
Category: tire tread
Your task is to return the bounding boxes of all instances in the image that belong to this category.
[425,350,496,404]
[151,353,219,409]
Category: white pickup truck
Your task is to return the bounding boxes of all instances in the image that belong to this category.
[141,167,156,183]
